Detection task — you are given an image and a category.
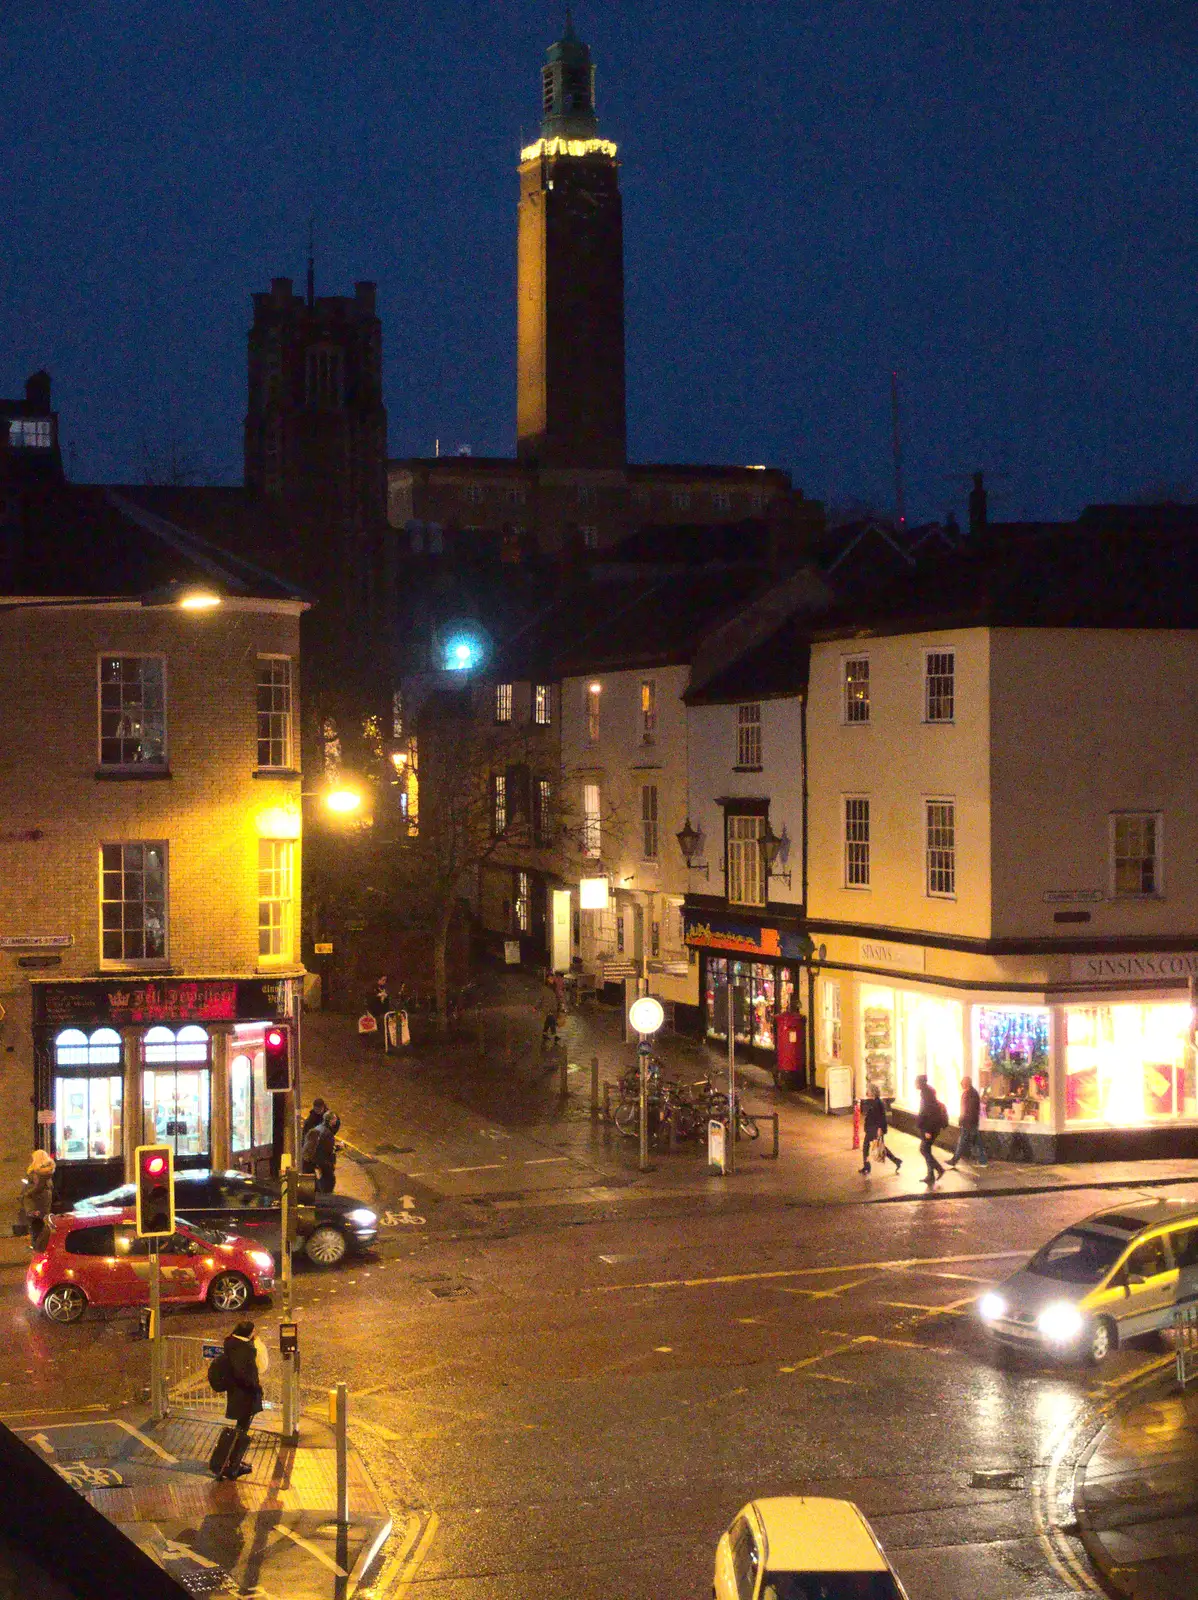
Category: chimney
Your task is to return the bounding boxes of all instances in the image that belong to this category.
[969,471,988,537]
[25,371,51,411]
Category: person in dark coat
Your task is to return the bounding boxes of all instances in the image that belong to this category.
[217,1320,268,1479]
[946,1076,988,1168]
[20,1150,55,1251]
[859,1088,902,1175]
[302,1098,328,1139]
[315,1110,340,1194]
[915,1074,948,1185]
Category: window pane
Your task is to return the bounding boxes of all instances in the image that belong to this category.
[230,1056,253,1152]
[925,651,955,722]
[97,657,166,766]
[844,657,870,723]
[256,659,293,768]
[845,797,870,886]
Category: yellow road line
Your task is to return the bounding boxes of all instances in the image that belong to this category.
[585,1249,1028,1295]
[389,1510,440,1598]
[273,1524,349,1577]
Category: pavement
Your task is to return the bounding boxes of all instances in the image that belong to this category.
[1075,1364,1198,1600]
[303,969,1198,1235]
[8,1403,393,1599]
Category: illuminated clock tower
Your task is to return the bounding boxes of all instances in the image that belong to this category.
[516,17,626,468]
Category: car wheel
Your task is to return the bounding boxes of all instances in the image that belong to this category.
[305,1226,348,1268]
[42,1284,88,1324]
[207,1272,252,1313]
[1086,1316,1117,1366]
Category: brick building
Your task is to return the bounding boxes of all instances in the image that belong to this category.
[0,438,308,1203]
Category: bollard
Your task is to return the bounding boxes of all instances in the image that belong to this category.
[329,1383,349,1526]
[852,1099,861,1150]
[559,1054,570,1099]
[590,1055,600,1117]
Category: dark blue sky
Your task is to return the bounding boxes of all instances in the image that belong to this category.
[4,1,1195,522]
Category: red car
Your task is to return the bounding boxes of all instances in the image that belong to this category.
[26,1209,275,1324]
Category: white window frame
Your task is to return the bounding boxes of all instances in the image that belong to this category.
[493,773,508,836]
[582,782,601,859]
[726,813,765,908]
[844,796,870,889]
[925,798,956,899]
[494,682,513,724]
[1110,811,1163,898]
[533,684,552,726]
[924,649,955,724]
[514,870,531,933]
[256,656,294,770]
[9,417,53,448]
[100,841,169,966]
[641,784,659,861]
[98,654,167,770]
[843,656,870,725]
[822,979,842,1061]
[736,703,762,769]
[258,839,294,962]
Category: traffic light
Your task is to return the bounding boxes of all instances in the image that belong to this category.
[264,1025,291,1091]
[281,1166,317,1244]
[135,1144,174,1239]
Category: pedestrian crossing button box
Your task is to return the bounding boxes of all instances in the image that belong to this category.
[280,1323,298,1357]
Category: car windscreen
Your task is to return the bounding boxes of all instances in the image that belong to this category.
[176,1218,229,1246]
[1028,1228,1130,1285]
[762,1574,902,1600]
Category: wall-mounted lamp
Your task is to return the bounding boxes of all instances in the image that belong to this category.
[760,819,791,888]
[675,818,709,880]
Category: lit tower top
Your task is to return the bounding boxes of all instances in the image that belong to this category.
[516,14,626,468]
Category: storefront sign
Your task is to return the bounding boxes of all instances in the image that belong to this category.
[0,935,73,949]
[313,942,334,955]
[36,1110,55,1126]
[858,939,925,973]
[33,977,291,1028]
[685,912,781,959]
[1043,890,1103,904]
[1069,951,1198,983]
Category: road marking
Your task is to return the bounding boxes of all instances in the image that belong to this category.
[12,1416,177,1463]
[804,1373,857,1385]
[524,1156,571,1165]
[364,1513,423,1599]
[3,1406,108,1420]
[389,1510,440,1598]
[274,1524,348,1576]
[653,1346,673,1353]
[777,1277,874,1301]
[28,1433,54,1455]
[112,1420,177,1462]
[352,1416,406,1444]
[351,1383,389,1398]
[585,1249,1028,1295]
[445,1163,504,1174]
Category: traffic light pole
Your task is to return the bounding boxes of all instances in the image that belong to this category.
[149,1242,165,1420]
[279,1158,298,1441]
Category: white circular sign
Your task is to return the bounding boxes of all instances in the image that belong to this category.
[628,995,665,1035]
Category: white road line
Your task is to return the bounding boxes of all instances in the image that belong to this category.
[444,1163,504,1174]
[524,1157,571,1166]
[112,1419,177,1462]
[273,1524,348,1577]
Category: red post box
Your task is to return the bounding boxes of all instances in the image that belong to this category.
[775,1011,805,1087]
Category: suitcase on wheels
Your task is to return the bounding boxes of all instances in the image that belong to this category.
[209,1426,243,1479]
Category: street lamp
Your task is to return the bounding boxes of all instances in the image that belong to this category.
[675,818,709,879]
[628,995,665,1174]
[323,785,363,815]
[759,819,791,888]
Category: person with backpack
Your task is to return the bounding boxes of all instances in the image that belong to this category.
[859,1087,902,1175]
[208,1320,269,1480]
[915,1074,949,1185]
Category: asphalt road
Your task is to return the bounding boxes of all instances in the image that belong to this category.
[3,1181,1194,1600]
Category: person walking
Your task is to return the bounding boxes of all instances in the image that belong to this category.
[859,1088,902,1175]
[315,1110,340,1194]
[211,1319,268,1480]
[20,1150,55,1250]
[946,1076,988,1168]
[915,1074,948,1185]
[302,1097,328,1139]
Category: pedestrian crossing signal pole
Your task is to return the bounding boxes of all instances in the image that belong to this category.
[135,1144,174,1420]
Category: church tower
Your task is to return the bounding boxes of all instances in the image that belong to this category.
[516,17,626,468]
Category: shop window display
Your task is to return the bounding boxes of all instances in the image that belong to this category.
[705,957,783,1049]
[860,987,896,1098]
[1065,1003,1193,1126]
[142,1025,212,1159]
[860,987,961,1105]
[975,1006,1050,1124]
[53,1028,124,1163]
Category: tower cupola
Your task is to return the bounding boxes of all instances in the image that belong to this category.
[540,13,600,140]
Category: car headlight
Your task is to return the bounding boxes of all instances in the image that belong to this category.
[250,1251,275,1271]
[978,1292,1007,1322]
[1037,1302,1084,1343]
[347,1208,377,1226]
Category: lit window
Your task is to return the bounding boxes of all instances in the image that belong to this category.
[495,682,513,724]
[257,658,293,768]
[101,842,167,963]
[822,981,842,1061]
[736,704,762,768]
[533,684,552,725]
[650,921,660,957]
[258,840,294,960]
[52,1029,123,1163]
[492,773,508,836]
[8,417,52,448]
[515,871,531,933]
[586,683,601,743]
[843,656,870,724]
[845,797,870,888]
[925,650,955,723]
[583,783,601,859]
[535,777,552,846]
[141,1029,211,1159]
[230,1049,273,1154]
[926,800,956,898]
[727,814,765,907]
[640,680,656,741]
[641,784,659,860]
[99,656,166,767]
[1112,812,1161,897]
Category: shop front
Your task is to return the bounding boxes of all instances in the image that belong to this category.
[32,976,300,1204]
[817,938,1198,1162]
[684,909,810,1076]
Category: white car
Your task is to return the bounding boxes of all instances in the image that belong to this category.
[714,1497,908,1600]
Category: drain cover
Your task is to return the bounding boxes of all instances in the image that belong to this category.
[428,1281,474,1301]
[970,1470,1025,1490]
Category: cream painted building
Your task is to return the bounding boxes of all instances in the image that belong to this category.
[806,624,1198,1161]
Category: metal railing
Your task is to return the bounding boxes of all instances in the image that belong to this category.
[164,1335,282,1418]
[1174,1303,1198,1388]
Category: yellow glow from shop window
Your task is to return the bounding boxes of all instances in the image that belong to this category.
[391,750,406,769]
[520,136,618,163]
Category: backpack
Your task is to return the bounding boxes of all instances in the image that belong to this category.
[932,1097,949,1136]
[207,1352,231,1394]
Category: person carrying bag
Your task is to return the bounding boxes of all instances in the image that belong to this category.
[19,1150,56,1250]
[859,1087,902,1176]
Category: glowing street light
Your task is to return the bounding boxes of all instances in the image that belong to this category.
[323,785,362,815]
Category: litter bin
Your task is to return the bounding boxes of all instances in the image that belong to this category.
[825,1064,854,1114]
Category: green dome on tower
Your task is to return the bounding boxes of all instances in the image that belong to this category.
[540,12,600,140]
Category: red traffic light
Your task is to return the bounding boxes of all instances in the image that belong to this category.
[145,1155,166,1176]
[264,1025,291,1091]
[265,1027,284,1049]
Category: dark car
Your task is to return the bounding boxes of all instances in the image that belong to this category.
[72,1168,377,1267]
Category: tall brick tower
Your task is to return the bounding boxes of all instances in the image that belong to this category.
[516,16,626,468]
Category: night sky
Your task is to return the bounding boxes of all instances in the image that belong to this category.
[4,2,1195,523]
